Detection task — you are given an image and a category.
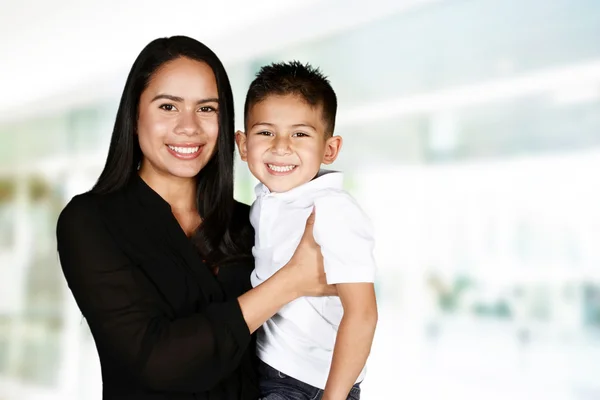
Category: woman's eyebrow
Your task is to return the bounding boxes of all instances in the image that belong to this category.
[151,94,219,104]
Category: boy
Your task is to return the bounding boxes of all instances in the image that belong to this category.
[235,61,378,400]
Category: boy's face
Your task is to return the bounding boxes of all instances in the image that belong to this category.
[236,94,342,193]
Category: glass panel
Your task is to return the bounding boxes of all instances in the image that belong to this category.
[254,0,600,107]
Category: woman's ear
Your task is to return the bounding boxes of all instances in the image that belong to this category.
[235,130,248,161]
[322,135,343,165]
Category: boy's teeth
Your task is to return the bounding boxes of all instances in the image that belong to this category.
[168,145,199,154]
[268,164,296,172]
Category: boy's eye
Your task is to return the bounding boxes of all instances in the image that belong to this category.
[257,131,274,136]
[292,132,309,137]
[159,104,177,111]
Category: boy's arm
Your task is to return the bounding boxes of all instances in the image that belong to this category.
[322,282,378,400]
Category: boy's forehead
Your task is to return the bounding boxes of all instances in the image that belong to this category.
[247,94,326,127]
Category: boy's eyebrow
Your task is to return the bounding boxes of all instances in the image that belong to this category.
[151,94,219,104]
[291,123,317,130]
[251,122,317,130]
[251,122,274,128]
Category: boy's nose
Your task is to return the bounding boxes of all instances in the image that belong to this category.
[271,137,292,155]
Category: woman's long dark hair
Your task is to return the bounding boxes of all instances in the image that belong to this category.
[92,36,251,265]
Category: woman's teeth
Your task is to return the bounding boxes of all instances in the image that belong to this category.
[268,164,296,172]
[168,145,199,154]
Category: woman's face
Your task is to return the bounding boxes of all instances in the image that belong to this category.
[137,57,220,182]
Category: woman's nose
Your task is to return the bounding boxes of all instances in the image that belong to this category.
[174,110,200,136]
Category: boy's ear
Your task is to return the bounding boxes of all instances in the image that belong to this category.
[322,135,343,165]
[235,130,248,161]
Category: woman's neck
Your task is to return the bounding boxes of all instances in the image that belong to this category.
[139,169,197,212]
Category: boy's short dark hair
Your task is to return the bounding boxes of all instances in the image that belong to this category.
[244,61,337,137]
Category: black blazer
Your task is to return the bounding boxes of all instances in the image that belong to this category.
[56,175,259,399]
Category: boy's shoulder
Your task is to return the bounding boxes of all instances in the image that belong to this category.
[313,187,362,210]
[312,188,371,227]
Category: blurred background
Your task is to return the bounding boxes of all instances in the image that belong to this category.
[1,0,600,398]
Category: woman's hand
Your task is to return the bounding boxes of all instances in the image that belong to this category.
[285,208,337,297]
[238,208,336,333]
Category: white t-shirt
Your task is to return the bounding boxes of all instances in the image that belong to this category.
[250,170,376,389]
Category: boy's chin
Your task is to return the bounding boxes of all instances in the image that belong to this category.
[264,182,292,194]
[257,167,319,193]
[265,179,311,194]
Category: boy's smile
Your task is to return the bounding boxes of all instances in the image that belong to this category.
[236,94,342,193]
[266,163,298,175]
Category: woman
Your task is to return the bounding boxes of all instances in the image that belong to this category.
[56,36,333,399]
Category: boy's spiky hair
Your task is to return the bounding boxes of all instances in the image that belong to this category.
[243,60,337,137]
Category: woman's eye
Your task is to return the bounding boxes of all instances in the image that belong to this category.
[199,106,217,113]
[159,104,177,111]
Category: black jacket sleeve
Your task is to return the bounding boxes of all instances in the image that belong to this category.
[56,195,251,392]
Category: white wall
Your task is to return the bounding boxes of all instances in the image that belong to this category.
[0,0,435,123]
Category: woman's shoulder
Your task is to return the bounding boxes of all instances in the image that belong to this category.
[59,188,120,214]
[229,200,254,255]
[58,192,100,221]
[56,192,106,243]
[57,190,123,233]
[233,199,251,218]
[232,200,253,232]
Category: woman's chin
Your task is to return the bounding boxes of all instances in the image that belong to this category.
[165,165,203,180]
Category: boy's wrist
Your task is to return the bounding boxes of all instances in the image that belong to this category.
[321,389,347,400]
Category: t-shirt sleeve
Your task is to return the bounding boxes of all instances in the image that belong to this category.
[312,192,376,284]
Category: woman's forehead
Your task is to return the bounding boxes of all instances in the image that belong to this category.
[145,57,218,100]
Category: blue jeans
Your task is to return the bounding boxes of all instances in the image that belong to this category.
[257,359,361,400]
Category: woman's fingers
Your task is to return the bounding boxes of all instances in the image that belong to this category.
[301,207,316,243]
[322,284,338,296]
